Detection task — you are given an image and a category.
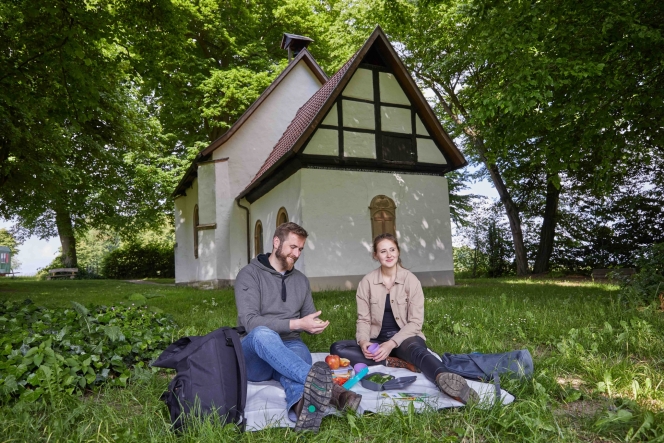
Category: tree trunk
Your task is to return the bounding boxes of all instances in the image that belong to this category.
[533,176,561,273]
[421,78,530,276]
[55,208,77,268]
[474,140,530,276]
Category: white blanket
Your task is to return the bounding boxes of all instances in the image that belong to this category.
[245,352,514,431]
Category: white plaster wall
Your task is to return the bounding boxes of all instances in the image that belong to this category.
[299,169,453,279]
[381,106,412,134]
[211,60,323,197]
[344,131,376,158]
[321,103,338,126]
[174,179,200,284]
[228,202,250,280]
[342,68,373,100]
[415,115,429,136]
[305,129,339,156]
[417,139,447,164]
[196,164,217,281]
[213,161,234,281]
[342,100,375,129]
[247,170,304,272]
[379,72,410,105]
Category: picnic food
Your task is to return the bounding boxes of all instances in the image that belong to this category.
[339,358,350,367]
[331,367,353,385]
[325,354,340,370]
[314,318,325,324]
[365,373,395,384]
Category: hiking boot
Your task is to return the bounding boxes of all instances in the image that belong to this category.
[385,356,421,373]
[435,372,479,405]
[294,361,333,432]
[329,383,362,412]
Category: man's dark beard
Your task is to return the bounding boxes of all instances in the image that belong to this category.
[275,242,296,270]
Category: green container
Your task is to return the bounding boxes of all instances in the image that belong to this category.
[0,246,11,275]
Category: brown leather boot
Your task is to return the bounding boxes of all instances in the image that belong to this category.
[385,356,421,373]
[329,383,362,412]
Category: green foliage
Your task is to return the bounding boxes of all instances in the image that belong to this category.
[101,242,174,279]
[620,243,664,305]
[75,229,121,275]
[0,229,19,256]
[1,278,663,441]
[0,299,177,403]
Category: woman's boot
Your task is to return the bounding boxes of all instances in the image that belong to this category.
[330,383,362,411]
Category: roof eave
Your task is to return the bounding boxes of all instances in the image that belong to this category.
[172,49,328,198]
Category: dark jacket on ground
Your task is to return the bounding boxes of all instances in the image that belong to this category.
[234,254,316,341]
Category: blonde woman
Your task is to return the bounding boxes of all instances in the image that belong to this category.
[330,233,479,404]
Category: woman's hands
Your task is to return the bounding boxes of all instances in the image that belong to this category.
[359,339,397,362]
[372,340,396,362]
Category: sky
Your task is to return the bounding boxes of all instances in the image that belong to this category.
[1,178,499,276]
[0,218,61,276]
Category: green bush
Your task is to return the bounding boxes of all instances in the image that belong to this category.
[101,242,174,279]
[0,299,177,403]
[621,242,664,305]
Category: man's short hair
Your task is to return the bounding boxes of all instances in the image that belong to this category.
[274,222,308,243]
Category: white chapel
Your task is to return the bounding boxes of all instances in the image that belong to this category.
[173,27,467,290]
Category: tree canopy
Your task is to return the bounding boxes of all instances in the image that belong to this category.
[1,0,662,273]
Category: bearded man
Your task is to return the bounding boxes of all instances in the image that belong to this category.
[234,222,361,432]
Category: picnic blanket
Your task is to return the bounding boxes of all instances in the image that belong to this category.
[245,352,515,431]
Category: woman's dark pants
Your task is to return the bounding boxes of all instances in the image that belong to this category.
[330,337,446,384]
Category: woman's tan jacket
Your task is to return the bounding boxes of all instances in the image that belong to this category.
[355,266,426,347]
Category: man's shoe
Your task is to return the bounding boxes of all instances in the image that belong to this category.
[385,356,421,373]
[435,372,479,405]
[329,383,362,412]
[294,362,333,432]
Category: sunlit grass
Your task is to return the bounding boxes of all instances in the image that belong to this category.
[1,277,663,442]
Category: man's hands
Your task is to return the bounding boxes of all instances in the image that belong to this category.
[359,339,397,362]
[290,310,329,334]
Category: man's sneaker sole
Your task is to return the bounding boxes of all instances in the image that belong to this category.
[294,361,333,432]
[435,372,479,405]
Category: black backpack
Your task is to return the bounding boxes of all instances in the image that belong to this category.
[152,326,247,431]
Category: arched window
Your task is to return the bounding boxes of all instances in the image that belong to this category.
[276,207,289,227]
[254,220,264,257]
[193,204,199,259]
[369,195,396,240]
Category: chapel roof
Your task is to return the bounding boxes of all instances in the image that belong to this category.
[236,26,466,201]
[172,48,327,198]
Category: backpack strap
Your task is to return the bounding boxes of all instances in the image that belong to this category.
[491,371,501,404]
[225,328,248,432]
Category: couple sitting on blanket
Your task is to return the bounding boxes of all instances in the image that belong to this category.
[234,222,478,433]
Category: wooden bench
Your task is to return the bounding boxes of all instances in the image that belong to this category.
[47,268,79,280]
[591,268,636,280]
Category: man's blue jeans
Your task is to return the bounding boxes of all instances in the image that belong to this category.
[241,326,312,413]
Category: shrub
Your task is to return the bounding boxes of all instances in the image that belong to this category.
[621,243,664,305]
[0,299,177,403]
[101,242,174,279]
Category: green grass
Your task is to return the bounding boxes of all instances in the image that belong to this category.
[1,278,663,442]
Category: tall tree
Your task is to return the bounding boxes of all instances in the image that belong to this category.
[334,0,663,275]
[0,0,174,267]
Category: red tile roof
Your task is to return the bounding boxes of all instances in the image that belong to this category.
[239,51,360,196]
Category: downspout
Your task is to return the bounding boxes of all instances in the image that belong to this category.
[236,199,251,264]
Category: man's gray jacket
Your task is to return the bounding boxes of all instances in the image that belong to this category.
[234,255,316,341]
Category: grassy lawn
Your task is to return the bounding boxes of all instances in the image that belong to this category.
[1,277,663,442]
